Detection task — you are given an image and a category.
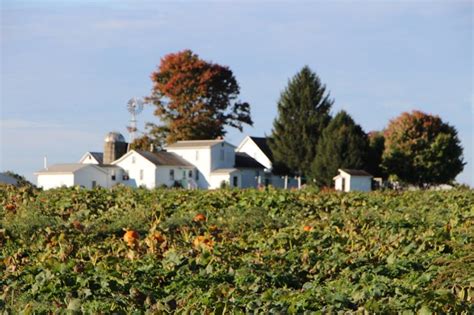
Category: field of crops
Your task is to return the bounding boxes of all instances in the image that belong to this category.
[0,185,473,313]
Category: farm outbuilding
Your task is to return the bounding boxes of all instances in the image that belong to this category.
[35,164,110,189]
[333,169,372,192]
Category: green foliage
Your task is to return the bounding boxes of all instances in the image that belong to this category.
[1,185,473,313]
[268,66,332,177]
[129,134,163,151]
[382,110,464,187]
[366,131,386,178]
[311,111,369,186]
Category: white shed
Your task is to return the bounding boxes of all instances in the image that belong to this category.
[333,169,372,192]
[35,164,109,189]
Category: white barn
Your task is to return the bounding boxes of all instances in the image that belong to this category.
[35,164,110,189]
[236,136,298,188]
[333,169,372,192]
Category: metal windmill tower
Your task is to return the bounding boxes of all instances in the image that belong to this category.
[126,97,144,143]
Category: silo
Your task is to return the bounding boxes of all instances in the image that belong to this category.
[103,132,128,164]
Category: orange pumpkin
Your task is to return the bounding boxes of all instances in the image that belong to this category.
[123,230,139,246]
[152,232,166,243]
[5,204,16,212]
[303,225,313,232]
[193,235,214,249]
[193,213,207,222]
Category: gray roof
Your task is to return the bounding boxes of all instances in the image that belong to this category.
[248,137,274,161]
[0,173,19,186]
[166,139,234,149]
[340,169,372,177]
[136,150,194,167]
[36,163,99,174]
[104,131,126,143]
[89,152,103,164]
[235,152,265,169]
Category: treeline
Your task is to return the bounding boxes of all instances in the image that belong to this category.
[268,67,465,187]
[136,50,464,188]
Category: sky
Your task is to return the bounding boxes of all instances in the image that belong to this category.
[1,0,473,186]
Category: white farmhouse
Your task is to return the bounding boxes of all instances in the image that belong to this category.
[165,139,265,189]
[333,169,372,192]
[35,164,110,189]
[36,132,267,190]
[112,150,196,189]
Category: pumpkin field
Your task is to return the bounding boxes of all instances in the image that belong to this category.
[0,185,473,313]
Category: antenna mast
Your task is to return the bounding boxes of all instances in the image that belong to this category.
[127,97,144,143]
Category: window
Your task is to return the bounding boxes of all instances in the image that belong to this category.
[342,178,346,191]
[195,151,199,160]
[123,171,129,180]
[220,150,224,161]
[140,169,144,180]
[233,176,238,187]
[132,156,136,164]
[195,171,199,180]
[188,170,193,178]
[169,169,175,181]
[182,170,186,179]
[92,180,97,188]
[111,170,116,181]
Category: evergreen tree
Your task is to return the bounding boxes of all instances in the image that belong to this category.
[366,131,386,178]
[268,66,332,177]
[311,111,369,187]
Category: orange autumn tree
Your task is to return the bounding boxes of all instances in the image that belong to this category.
[382,110,464,187]
[146,50,253,144]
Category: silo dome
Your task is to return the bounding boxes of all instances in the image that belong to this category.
[104,132,126,143]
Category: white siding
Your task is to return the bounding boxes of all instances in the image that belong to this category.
[114,151,157,188]
[349,176,372,192]
[166,147,212,189]
[240,169,259,188]
[236,137,272,170]
[79,153,100,164]
[211,143,235,170]
[37,174,74,189]
[155,166,196,188]
[334,171,372,192]
[74,167,108,188]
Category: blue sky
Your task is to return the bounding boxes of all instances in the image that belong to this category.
[1,0,472,185]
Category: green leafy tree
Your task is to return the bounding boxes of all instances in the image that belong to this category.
[382,110,464,187]
[130,134,163,152]
[366,131,385,178]
[146,50,252,144]
[311,111,369,187]
[268,66,332,177]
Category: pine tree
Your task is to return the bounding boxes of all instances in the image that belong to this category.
[366,131,386,178]
[311,111,369,187]
[268,66,332,178]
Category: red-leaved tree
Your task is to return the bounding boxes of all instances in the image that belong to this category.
[146,50,252,144]
[382,110,464,187]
